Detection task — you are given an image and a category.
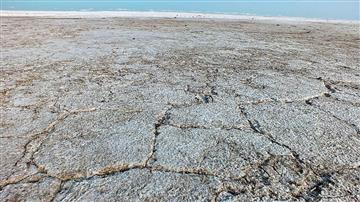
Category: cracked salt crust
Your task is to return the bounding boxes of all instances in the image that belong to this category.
[1,17,359,201]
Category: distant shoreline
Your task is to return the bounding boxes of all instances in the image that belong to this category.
[1,10,358,24]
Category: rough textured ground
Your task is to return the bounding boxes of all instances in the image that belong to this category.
[1,17,359,201]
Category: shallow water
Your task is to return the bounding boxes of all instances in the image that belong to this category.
[3,0,360,20]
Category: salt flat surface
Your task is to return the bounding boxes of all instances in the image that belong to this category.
[1,10,359,24]
[1,16,359,201]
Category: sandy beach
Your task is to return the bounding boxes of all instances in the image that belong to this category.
[1,12,360,201]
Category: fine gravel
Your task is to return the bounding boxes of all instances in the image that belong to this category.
[1,17,360,201]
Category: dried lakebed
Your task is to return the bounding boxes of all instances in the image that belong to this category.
[1,17,360,201]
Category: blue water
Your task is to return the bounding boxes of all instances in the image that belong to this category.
[2,0,360,20]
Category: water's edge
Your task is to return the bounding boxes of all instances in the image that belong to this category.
[1,10,359,24]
